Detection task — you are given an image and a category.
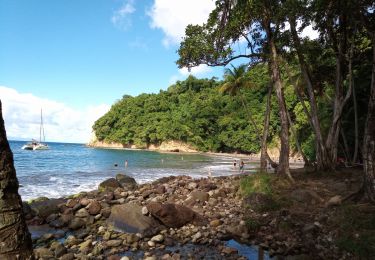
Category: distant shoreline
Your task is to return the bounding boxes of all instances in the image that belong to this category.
[86,141,305,165]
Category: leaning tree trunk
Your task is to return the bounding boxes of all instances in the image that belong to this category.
[289,16,327,170]
[287,108,310,166]
[260,83,276,170]
[0,100,34,259]
[352,73,359,164]
[264,19,292,181]
[239,91,277,170]
[362,37,375,203]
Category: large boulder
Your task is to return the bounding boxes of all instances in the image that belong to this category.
[98,178,121,192]
[190,191,209,202]
[116,174,137,190]
[88,200,101,215]
[107,203,160,236]
[29,198,66,219]
[147,202,207,228]
[68,217,86,230]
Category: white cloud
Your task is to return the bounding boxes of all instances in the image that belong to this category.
[111,0,136,30]
[179,64,212,76]
[0,86,110,143]
[169,64,212,84]
[283,20,319,40]
[300,24,319,40]
[148,0,216,47]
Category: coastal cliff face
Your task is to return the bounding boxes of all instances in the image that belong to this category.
[87,132,197,153]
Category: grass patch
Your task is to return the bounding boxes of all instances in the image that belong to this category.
[334,204,375,258]
[245,218,261,231]
[239,172,273,196]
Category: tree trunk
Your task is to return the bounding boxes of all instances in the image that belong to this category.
[0,100,34,260]
[287,108,310,165]
[239,92,277,170]
[340,129,350,165]
[264,20,292,181]
[362,37,375,203]
[289,16,327,170]
[325,44,353,168]
[260,83,274,170]
[352,77,359,164]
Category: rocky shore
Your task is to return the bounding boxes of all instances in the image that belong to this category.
[25,169,370,259]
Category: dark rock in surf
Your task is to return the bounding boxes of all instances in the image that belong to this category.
[98,178,121,192]
[29,198,66,219]
[115,174,137,190]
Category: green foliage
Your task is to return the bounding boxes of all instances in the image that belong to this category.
[240,173,273,196]
[93,74,278,153]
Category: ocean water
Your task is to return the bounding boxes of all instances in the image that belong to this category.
[9,140,258,201]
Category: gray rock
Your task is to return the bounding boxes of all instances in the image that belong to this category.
[22,202,34,219]
[79,239,93,253]
[88,200,101,215]
[49,218,65,228]
[106,239,123,247]
[80,197,91,206]
[187,182,198,190]
[54,244,67,258]
[101,207,112,218]
[34,247,54,259]
[189,191,209,202]
[147,202,207,228]
[29,198,66,219]
[68,217,86,230]
[107,203,160,235]
[75,208,89,218]
[325,195,342,207]
[142,206,149,215]
[99,178,121,192]
[64,235,81,247]
[60,253,75,260]
[116,174,137,190]
[151,234,164,243]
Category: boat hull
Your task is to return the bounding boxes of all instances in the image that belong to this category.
[33,144,49,150]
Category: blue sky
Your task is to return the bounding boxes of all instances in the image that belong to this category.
[0,0,223,108]
[0,0,224,142]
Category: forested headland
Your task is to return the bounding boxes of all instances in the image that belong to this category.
[93,71,280,154]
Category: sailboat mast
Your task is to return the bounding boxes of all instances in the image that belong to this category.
[40,108,42,143]
[41,108,46,142]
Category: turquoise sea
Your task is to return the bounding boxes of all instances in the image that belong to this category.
[9,140,257,201]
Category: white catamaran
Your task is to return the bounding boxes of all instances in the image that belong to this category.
[22,109,49,150]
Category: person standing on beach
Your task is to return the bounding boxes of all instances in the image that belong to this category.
[233,160,237,168]
[239,160,245,173]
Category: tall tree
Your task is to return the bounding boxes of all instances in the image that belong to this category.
[285,0,363,169]
[219,64,276,170]
[363,35,375,202]
[0,100,34,260]
[177,0,293,179]
[361,1,375,202]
